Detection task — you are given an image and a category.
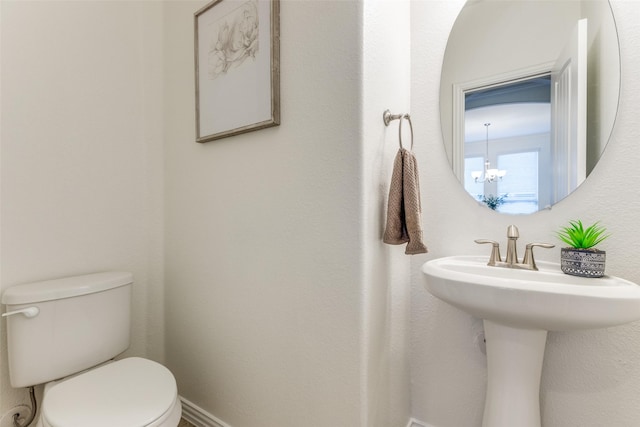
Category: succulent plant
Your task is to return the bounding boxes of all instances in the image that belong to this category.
[557,220,609,250]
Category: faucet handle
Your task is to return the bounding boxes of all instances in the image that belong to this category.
[475,239,502,266]
[507,225,520,238]
[522,243,555,271]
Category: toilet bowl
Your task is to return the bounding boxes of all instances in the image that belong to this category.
[37,358,182,427]
[2,272,182,427]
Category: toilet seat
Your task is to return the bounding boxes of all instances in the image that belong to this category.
[41,357,181,427]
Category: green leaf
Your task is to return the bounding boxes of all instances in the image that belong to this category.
[556,220,609,249]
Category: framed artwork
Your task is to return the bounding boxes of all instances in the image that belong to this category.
[194,0,280,143]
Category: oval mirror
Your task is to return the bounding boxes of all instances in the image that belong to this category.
[440,0,620,214]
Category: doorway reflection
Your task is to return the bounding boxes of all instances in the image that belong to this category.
[463,77,551,214]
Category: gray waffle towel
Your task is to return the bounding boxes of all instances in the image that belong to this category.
[383,148,428,254]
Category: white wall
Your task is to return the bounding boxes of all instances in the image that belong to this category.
[0,0,165,416]
[164,1,410,426]
[362,1,412,426]
[411,1,640,426]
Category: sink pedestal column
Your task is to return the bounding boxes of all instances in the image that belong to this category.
[482,320,548,427]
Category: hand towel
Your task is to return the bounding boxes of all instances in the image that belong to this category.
[383,148,428,254]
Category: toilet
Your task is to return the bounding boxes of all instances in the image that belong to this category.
[2,272,182,427]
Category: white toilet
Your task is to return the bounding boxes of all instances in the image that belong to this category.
[2,271,182,427]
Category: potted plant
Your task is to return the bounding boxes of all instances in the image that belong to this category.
[557,220,610,278]
[479,193,508,211]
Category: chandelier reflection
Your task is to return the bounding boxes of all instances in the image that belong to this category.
[472,122,506,183]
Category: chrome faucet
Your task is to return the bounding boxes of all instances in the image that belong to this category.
[475,225,554,270]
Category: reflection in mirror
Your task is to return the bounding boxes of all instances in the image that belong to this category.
[440,0,620,214]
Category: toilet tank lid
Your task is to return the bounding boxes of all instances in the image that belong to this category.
[2,271,133,305]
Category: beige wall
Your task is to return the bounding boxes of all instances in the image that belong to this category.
[1,0,411,425]
[164,1,361,425]
[411,1,640,426]
[164,0,410,426]
[0,0,165,416]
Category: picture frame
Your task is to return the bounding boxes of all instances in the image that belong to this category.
[194,0,280,143]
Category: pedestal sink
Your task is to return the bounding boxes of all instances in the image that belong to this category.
[422,255,640,427]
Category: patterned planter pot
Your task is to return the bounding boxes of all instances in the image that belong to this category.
[560,248,606,278]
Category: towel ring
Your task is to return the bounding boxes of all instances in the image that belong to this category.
[398,114,414,150]
[383,109,414,151]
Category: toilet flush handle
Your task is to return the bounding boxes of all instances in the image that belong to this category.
[2,307,40,319]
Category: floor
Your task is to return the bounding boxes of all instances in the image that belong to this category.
[178,419,196,427]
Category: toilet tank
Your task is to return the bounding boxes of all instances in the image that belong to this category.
[2,272,133,388]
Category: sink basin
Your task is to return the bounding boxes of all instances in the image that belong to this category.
[423,255,640,331]
[422,255,640,427]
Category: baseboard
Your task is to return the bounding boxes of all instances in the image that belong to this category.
[180,399,429,427]
[406,418,431,427]
[180,396,232,427]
